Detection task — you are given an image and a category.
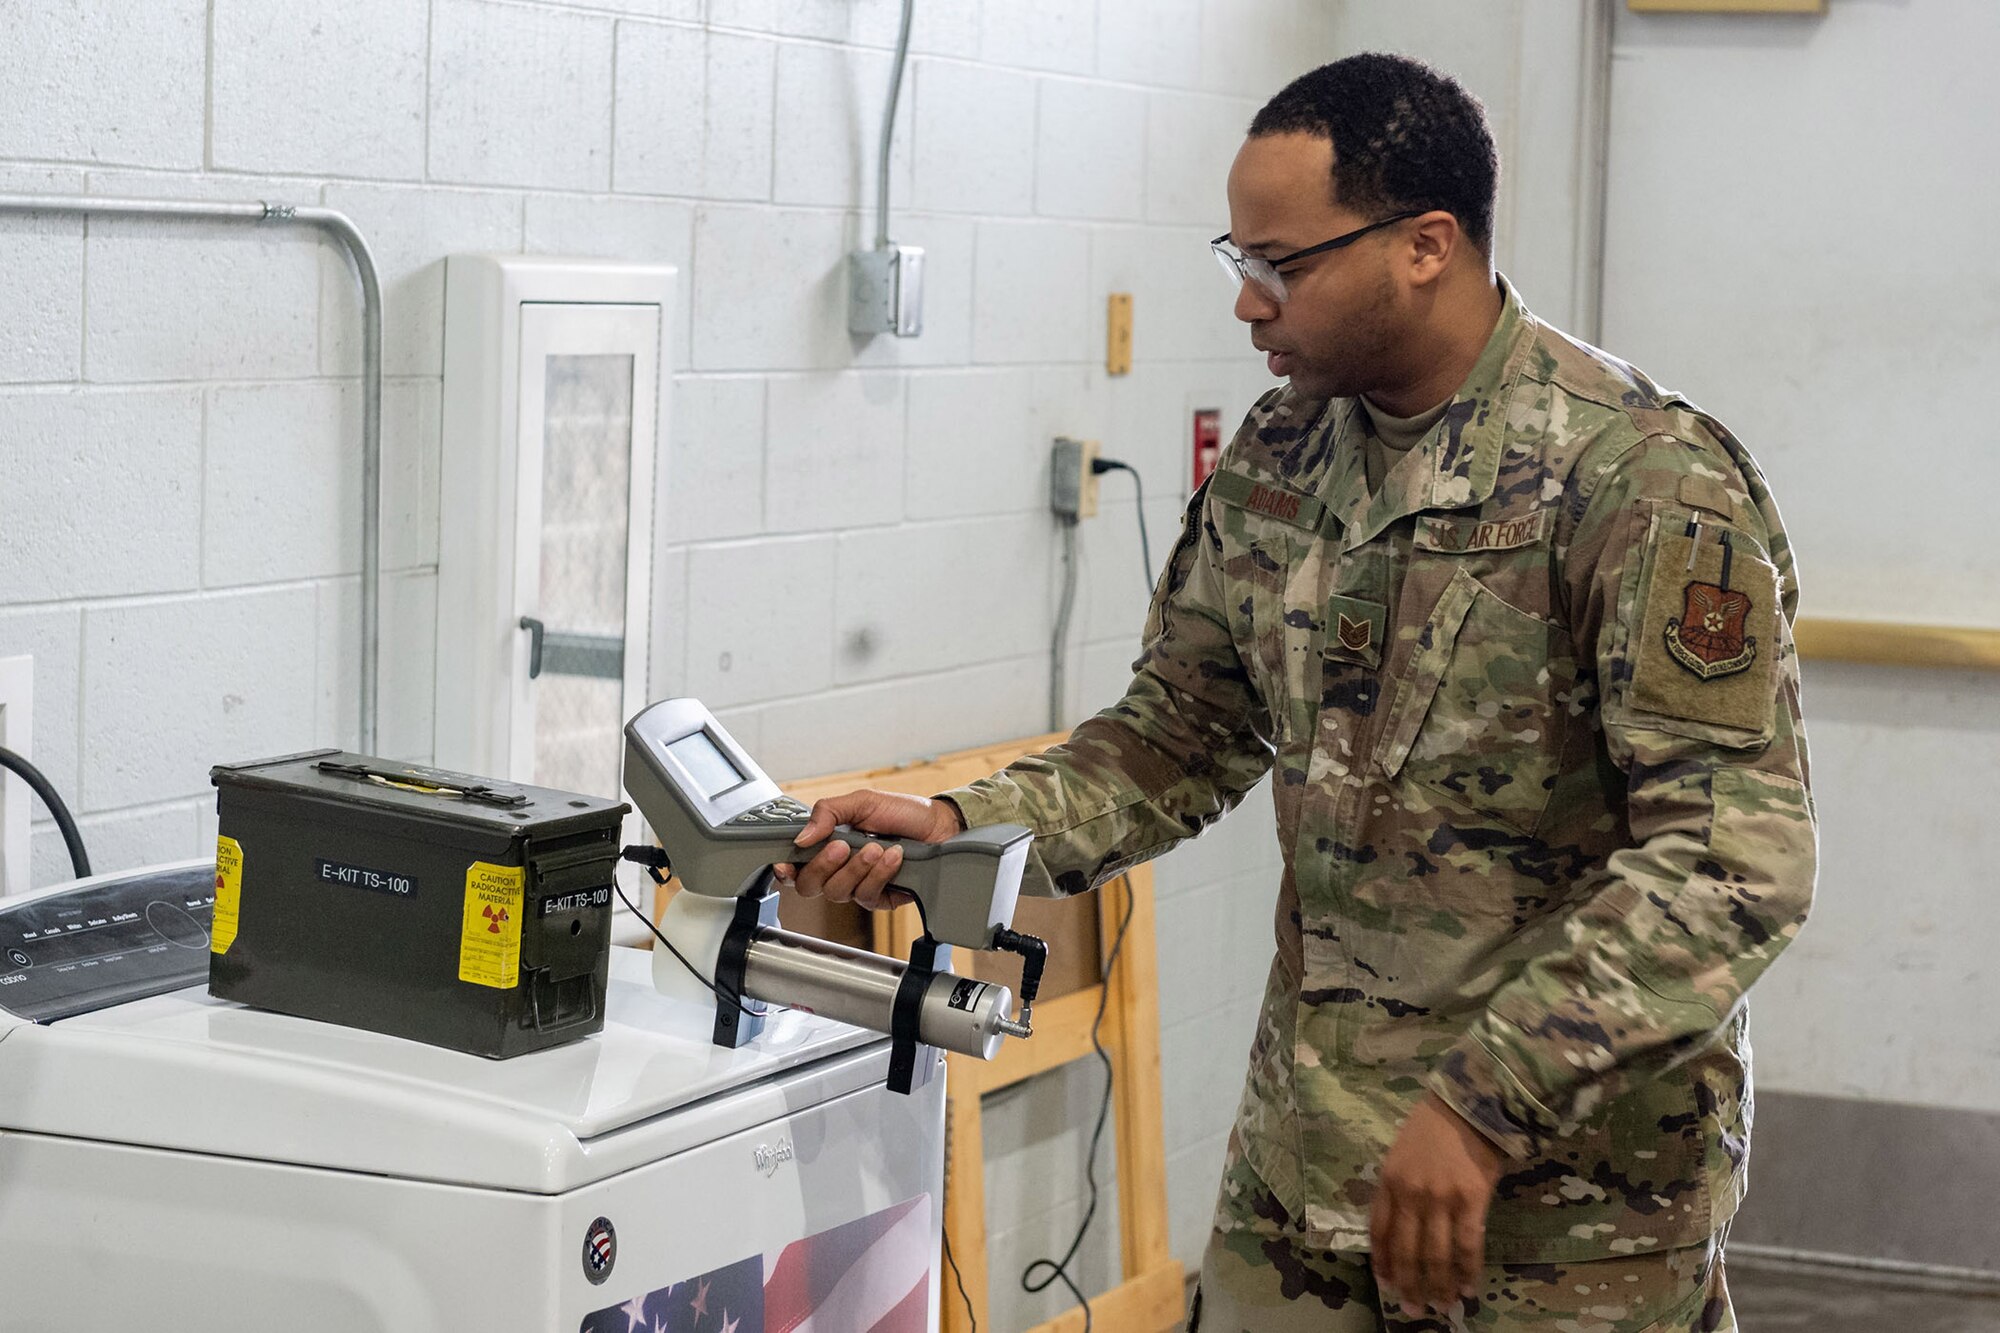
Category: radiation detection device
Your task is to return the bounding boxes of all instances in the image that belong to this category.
[622,698,1048,1094]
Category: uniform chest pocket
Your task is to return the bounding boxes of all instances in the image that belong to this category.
[1238,534,1332,743]
[1375,565,1579,836]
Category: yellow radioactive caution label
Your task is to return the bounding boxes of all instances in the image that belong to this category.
[211,836,243,955]
[459,861,526,989]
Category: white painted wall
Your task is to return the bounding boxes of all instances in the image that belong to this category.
[0,0,1326,1322]
[1603,0,2000,1116]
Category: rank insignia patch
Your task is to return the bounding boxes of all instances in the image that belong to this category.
[1324,594,1386,668]
[1337,613,1372,653]
[1664,582,1757,679]
[1320,592,1384,668]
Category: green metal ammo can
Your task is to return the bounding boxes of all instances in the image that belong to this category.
[208,750,629,1059]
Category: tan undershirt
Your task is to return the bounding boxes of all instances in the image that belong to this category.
[1359,393,1451,492]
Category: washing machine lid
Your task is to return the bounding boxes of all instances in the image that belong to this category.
[0,868,888,1194]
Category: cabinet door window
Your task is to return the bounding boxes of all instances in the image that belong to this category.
[512,304,660,809]
[534,352,635,798]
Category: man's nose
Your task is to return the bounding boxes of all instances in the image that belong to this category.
[1234,280,1279,325]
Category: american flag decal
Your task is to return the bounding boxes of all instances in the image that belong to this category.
[580,1195,931,1333]
[583,1217,617,1285]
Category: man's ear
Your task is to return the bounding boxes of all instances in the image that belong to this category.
[1404,210,1461,288]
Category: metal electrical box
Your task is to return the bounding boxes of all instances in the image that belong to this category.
[848,244,925,337]
[208,750,628,1059]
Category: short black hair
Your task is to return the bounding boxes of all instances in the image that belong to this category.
[1250,53,1499,254]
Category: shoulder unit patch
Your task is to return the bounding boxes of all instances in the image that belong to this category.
[1664,580,1757,679]
[1627,512,1780,738]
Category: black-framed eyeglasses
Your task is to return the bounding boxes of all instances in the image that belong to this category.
[1210,210,1425,303]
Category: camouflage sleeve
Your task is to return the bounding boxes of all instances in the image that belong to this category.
[1427,432,1817,1158]
[939,478,1277,897]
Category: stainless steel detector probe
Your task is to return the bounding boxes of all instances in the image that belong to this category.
[621,699,1048,1093]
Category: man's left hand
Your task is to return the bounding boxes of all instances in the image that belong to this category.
[1369,1092,1505,1315]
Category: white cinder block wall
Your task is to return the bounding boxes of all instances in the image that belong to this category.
[0,1,1338,1326]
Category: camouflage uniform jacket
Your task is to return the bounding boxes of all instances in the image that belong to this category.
[943,278,1816,1262]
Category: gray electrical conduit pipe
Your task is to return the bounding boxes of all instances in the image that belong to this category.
[1050,518,1078,733]
[873,0,915,250]
[0,194,384,754]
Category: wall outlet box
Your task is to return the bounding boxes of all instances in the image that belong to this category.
[0,655,32,898]
[1050,437,1101,521]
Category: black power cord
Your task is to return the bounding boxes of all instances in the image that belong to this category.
[0,743,90,882]
[1017,872,1138,1331]
[941,1221,978,1333]
[614,846,780,1020]
[1091,458,1153,592]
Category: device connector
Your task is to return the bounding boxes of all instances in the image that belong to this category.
[990,926,1048,1031]
[620,843,673,885]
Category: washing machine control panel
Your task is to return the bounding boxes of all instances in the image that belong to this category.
[0,863,216,1021]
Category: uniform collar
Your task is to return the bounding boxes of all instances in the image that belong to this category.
[1331,274,1538,551]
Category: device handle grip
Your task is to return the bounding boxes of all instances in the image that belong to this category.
[777,824,1031,950]
[783,824,1025,866]
[782,825,942,868]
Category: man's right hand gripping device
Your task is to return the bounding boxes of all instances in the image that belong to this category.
[620,699,1048,1094]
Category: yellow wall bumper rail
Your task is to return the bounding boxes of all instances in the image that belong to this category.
[1794,619,2000,671]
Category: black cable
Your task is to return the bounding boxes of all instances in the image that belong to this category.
[0,743,89,881]
[941,1219,977,1333]
[1018,872,1138,1331]
[611,864,780,1020]
[1091,459,1153,592]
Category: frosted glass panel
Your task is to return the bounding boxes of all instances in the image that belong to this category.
[536,352,633,798]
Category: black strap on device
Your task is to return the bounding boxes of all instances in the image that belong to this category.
[888,935,944,1094]
[711,891,774,1048]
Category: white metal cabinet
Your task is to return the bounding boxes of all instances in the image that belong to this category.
[436,256,675,836]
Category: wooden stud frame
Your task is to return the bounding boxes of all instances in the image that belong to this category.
[784,734,1185,1333]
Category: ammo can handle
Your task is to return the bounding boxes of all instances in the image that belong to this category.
[312,760,530,809]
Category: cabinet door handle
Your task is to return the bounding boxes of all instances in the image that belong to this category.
[518,615,546,680]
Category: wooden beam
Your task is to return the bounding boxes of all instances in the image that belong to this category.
[784,730,1069,806]
[1102,872,1174,1277]
[1023,1261,1187,1333]
[1794,618,2000,671]
[941,1072,989,1333]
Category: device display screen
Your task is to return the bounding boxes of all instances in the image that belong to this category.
[667,730,748,800]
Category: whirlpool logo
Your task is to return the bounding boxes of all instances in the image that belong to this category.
[752,1136,794,1177]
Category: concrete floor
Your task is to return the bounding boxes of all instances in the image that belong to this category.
[1731,1263,2000,1332]
[1163,1262,2000,1331]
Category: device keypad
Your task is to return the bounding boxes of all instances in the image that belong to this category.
[724,797,813,829]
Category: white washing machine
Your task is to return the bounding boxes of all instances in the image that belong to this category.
[0,862,945,1332]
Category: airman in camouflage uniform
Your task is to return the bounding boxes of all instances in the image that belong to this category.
[938,274,1811,1327]
[780,53,1812,1332]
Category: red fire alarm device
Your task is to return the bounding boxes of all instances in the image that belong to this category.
[1191,408,1222,493]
